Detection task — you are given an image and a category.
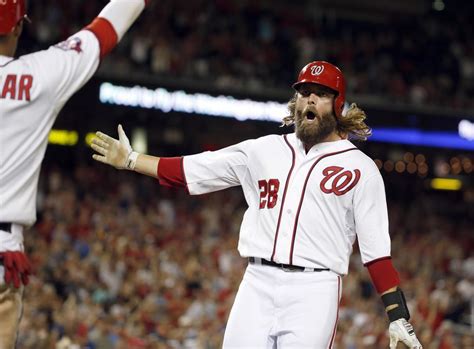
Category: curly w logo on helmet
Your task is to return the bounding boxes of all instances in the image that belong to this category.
[320,166,361,196]
[310,65,325,76]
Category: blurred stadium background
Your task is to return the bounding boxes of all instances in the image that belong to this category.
[15,0,473,348]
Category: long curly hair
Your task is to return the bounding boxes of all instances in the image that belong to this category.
[282,93,372,141]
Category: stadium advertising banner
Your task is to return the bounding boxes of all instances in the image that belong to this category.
[95,80,474,151]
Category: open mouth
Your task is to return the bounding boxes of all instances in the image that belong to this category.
[305,111,317,121]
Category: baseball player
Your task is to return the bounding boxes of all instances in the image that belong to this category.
[91,61,423,348]
[0,1,150,347]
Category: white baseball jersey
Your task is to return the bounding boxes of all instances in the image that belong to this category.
[184,133,390,275]
[0,30,100,226]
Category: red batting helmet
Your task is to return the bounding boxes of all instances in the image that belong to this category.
[293,61,346,117]
[0,0,29,35]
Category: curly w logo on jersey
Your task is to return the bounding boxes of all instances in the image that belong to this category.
[320,166,361,196]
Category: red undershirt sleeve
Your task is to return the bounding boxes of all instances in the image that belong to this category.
[85,17,118,59]
[157,157,186,188]
[365,257,400,293]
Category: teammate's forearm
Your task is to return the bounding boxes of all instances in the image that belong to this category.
[133,153,160,178]
[96,0,148,41]
[86,0,148,58]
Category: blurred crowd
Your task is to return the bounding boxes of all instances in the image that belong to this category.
[18,164,473,349]
[21,0,474,110]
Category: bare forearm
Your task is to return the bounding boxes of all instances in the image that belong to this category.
[134,153,160,178]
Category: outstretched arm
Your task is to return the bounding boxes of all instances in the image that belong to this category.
[91,125,160,178]
[86,0,149,59]
[92,125,249,193]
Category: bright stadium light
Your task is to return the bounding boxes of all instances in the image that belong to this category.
[430,178,462,191]
[48,130,78,146]
[459,119,474,141]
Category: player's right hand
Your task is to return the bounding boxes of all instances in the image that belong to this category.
[389,318,423,348]
[91,124,134,170]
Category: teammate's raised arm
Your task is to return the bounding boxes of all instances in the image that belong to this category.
[0,1,150,347]
[86,0,149,59]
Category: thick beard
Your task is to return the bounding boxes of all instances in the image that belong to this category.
[295,110,337,147]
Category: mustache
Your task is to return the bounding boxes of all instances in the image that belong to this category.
[297,105,320,121]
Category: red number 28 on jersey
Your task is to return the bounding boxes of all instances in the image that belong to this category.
[258,179,280,209]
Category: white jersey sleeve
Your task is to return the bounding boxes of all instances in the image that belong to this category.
[183,140,255,195]
[353,171,391,264]
[25,29,100,107]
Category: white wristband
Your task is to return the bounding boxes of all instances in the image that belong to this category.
[126,151,139,170]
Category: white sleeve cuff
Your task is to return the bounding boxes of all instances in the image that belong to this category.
[0,229,24,252]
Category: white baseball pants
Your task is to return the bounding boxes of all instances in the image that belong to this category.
[0,283,23,349]
[223,262,341,349]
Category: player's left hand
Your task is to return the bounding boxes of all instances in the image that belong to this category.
[0,251,31,288]
[389,318,423,348]
[91,124,134,169]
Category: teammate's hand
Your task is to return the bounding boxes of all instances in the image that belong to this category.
[0,251,31,288]
[389,318,423,348]
[91,124,137,170]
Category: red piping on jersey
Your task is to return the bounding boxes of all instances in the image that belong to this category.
[85,17,118,59]
[270,134,296,262]
[289,148,358,264]
[327,276,341,349]
[158,157,186,188]
[365,256,400,293]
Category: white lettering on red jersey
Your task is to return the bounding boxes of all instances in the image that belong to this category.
[183,133,390,275]
[0,30,100,226]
